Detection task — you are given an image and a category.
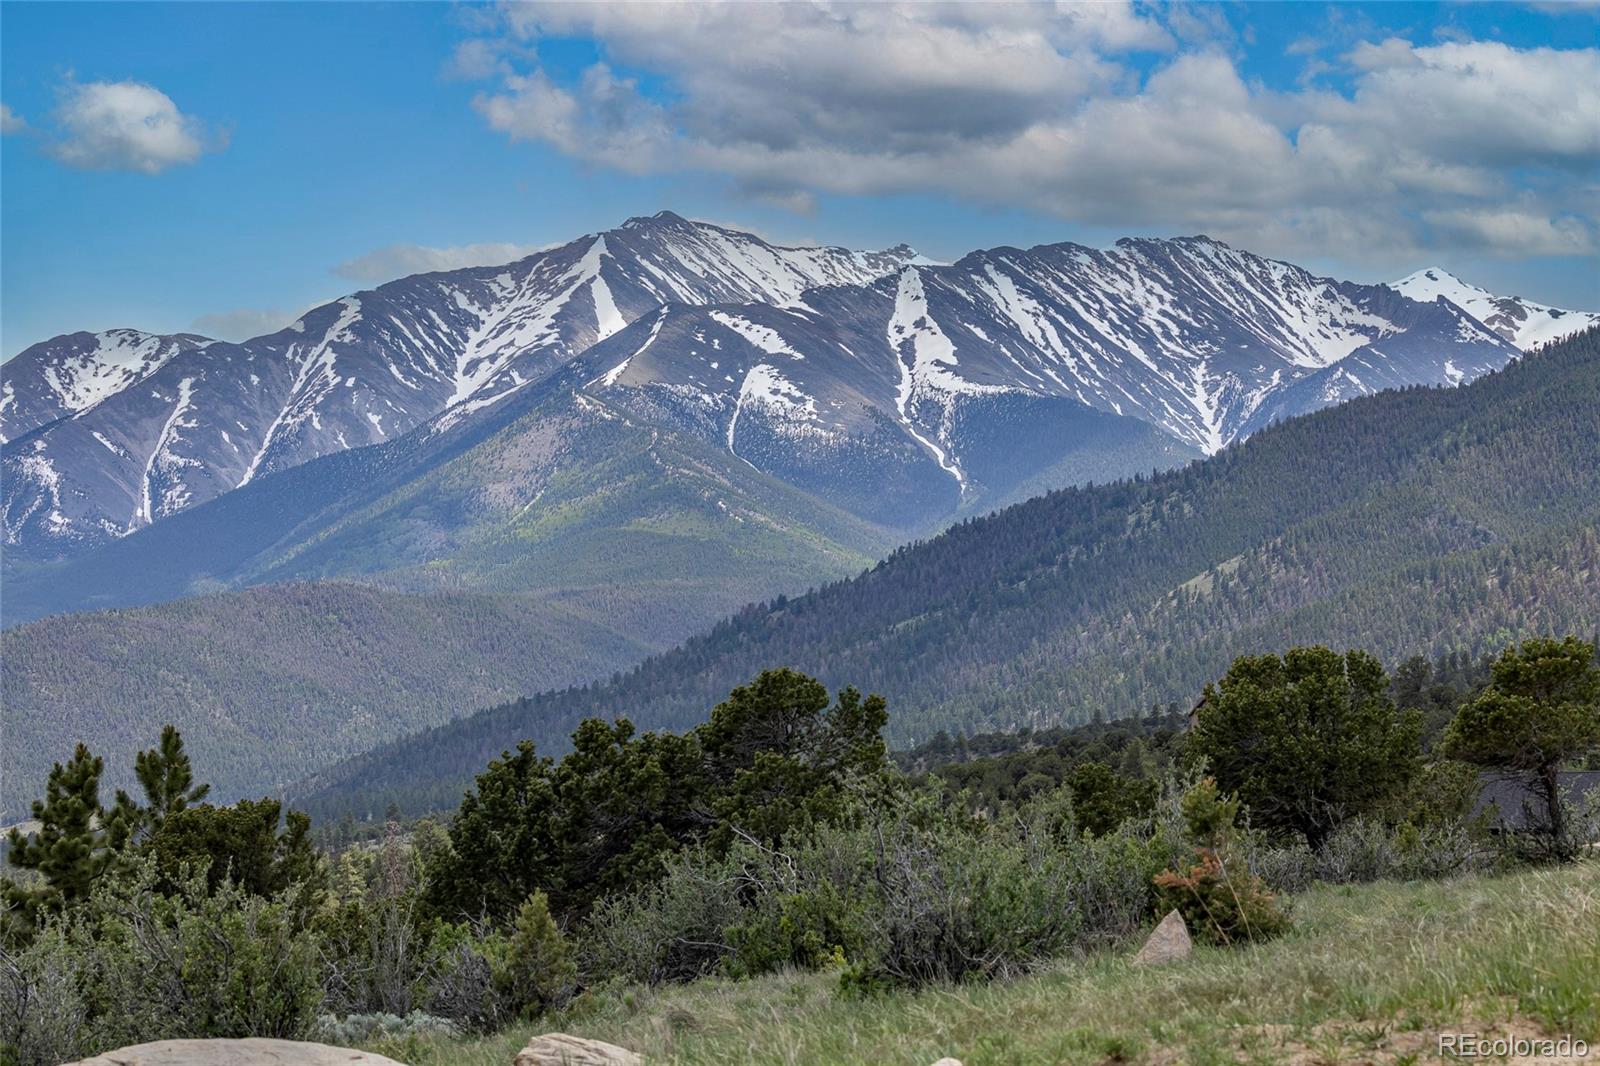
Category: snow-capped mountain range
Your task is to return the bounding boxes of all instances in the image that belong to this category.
[3,212,1588,559]
[1390,268,1599,351]
[585,237,1504,476]
[1,214,919,552]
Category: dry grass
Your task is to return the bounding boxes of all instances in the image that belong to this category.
[365,861,1600,1065]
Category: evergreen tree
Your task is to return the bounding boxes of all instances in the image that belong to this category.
[1444,636,1600,859]
[117,724,211,841]
[489,890,576,1019]
[3,744,130,927]
[702,670,890,847]
[1065,761,1156,836]
[427,741,557,923]
[548,719,705,911]
[1189,647,1422,847]
[146,797,321,903]
[429,669,889,925]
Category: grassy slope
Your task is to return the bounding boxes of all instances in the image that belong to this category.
[367,863,1600,1066]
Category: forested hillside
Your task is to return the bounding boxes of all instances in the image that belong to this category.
[2,386,891,813]
[0,582,680,819]
[293,328,1600,820]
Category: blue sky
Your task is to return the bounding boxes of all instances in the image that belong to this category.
[3,1,1596,356]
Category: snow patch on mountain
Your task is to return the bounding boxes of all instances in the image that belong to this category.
[10,444,66,535]
[620,213,922,306]
[595,311,666,390]
[50,331,187,414]
[240,296,363,485]
[710,311,805,360]
[138,377,198,529]
[727,363,820,463]
[0,330,211,444]
[888,267,1010,488]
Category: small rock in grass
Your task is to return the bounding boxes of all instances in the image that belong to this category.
[514,1032,643,1066]
[1132,908,1192,966]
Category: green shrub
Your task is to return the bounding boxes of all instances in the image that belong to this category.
[487,891,575,1019]
[584,788,1095,991]
[580,847,747,986]
[725,883,862,979]
[419,928,499,1032]
[0,923,89,1066]
[1153,778,1290,946]
[847,808,1082,987]
[1312,817,1487,884]
[314,826,432,1019]
[1,860,324,1061]
[1029,772,1193,944]
[1241,838,1318,894]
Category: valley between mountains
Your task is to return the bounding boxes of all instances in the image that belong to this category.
[3,213,1596,818]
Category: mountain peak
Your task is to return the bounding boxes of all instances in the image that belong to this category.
[1391,267,1489,307]
[1113,234,1235,253]
[1389,268,1599,351]
[1396,267,1471,289]
[4,221,1553,558]
[621,209,691,230]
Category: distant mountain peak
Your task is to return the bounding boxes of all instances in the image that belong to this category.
[1398,266,1467,286]
[1389,269,1598,351]
[11,215,1579,561]
[0,329,215,445]
[620,209,691,230]
[1114,233,1231,251]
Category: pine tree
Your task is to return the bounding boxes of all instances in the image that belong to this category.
[118,725,211,840]
[4,744,130,927]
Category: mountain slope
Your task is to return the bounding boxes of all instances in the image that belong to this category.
[572,237,1514,523]
[0,329,214,444]
[0,403,896,814]
[0,581,671,819]
[6,223,1537,564]
[1391,268,1600,350]
[0,332,900,626]
[0,234,1526,627]
[291,327,1600,819]
[1,214,921,559]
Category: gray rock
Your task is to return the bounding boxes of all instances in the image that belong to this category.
[63,1037,408,1065]
[1131,908,1192,966]
[513,1033,643,1066]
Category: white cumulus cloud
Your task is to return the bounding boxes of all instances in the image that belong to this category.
[0,103,24,135]
[47,80,216,174]
[460,2,1599,264]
